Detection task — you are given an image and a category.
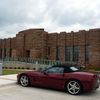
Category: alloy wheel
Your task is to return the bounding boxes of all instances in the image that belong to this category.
[20,75,29,87]
[66,80,81,95]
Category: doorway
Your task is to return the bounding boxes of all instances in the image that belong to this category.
[26,50,30,57]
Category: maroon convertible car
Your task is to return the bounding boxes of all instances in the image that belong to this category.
[17,64,100,95]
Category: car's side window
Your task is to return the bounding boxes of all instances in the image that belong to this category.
[46,67,64,74]
[64,67,71,73]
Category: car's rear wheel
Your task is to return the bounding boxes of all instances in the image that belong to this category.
[66,80,82,95]
[19,75,30,87]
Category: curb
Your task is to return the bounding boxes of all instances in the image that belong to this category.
[0,82,16,88]
[0,77,16,81]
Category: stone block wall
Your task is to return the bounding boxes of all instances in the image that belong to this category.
[0,28,100,68]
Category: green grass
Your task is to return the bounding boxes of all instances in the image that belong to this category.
[2,67,100,75]
[2,69,26,75]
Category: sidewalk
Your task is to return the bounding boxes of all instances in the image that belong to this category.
[0,74,17,87]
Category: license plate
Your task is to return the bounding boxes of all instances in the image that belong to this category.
[97,79,100,83]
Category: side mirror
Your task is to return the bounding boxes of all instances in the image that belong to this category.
[43,71,48,75]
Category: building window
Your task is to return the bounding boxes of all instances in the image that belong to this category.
[4,48,6,58]
[10,48,12,57]
[85,45,90,63]
[48,47,50,55]
[65,46,71,62]
[56,46,60,60]
[73,46,79,63]
[0,48,2,58]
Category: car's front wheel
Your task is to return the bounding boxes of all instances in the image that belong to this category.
[66,80,82,95]
[19,75,30,87]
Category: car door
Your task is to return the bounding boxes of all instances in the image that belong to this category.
[40,67,65,89]
[30,71,46,86]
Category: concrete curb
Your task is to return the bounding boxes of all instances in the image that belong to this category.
[0,82,16,88]
[0,77,16,81]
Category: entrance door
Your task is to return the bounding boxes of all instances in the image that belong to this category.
[26,50,30,57]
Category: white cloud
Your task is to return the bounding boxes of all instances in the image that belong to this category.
[0,0,100,38]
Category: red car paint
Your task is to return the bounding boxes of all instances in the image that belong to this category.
[17,65,100,93]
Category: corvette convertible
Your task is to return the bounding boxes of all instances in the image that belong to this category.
[17,64,100,95]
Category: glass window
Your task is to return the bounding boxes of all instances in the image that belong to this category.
[65,46,71,62]
[10,48,12,57]
[4,48,6,58]
[70,66,79,71]
[64,66,80,73]
[73,46,79,63]
[85,45,90,63]
[56,46,60,60]
[48,47,50,55]
[46,67,64,74]
[0,48,2,58]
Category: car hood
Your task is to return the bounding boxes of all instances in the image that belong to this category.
[25,70,40,74]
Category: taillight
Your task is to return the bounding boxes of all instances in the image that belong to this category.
[97,74,100,80]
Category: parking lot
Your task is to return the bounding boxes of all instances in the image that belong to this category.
[0,83,100,100]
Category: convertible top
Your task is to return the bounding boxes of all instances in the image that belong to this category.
[52,64,77,68]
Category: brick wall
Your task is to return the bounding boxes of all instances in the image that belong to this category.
[0,28,100,68]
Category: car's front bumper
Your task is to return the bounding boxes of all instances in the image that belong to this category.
[82,78,100,92]
[17,74,20,84]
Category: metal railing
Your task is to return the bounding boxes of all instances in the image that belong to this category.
[2,57,62,66]
[1,57,77,70]
[1,57,62,70]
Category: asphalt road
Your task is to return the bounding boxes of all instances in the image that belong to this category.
[0,84,100,100]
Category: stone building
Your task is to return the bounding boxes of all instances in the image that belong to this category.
[0,28,100,68]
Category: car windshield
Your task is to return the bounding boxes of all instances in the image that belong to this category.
[41,66,51,72]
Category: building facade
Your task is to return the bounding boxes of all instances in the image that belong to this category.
[0,28,100,68]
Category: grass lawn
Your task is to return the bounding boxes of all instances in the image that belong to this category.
[2,68,100,75]
[2,69,27,75]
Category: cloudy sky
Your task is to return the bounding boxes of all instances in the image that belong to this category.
[0,0,100,38]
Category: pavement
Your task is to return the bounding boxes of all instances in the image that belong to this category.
[0,82,100,100]
[0,74,17,87]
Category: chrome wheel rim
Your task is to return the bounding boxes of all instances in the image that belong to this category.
[67,81,80,95]
[20,75,29,87]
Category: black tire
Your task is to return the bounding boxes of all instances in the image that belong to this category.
[65,80,82,95]
[19,75,30,87]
